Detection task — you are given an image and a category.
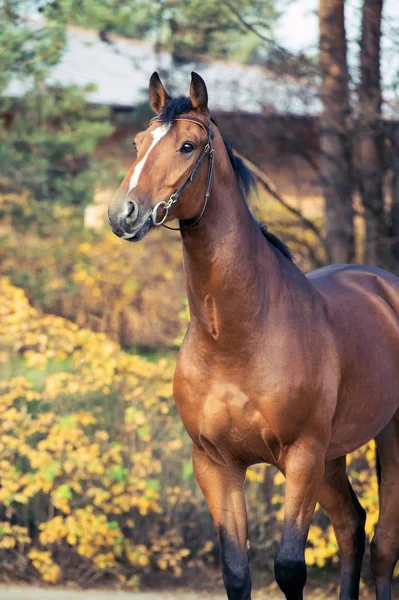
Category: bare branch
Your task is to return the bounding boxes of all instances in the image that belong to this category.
[234,150,327,252]
[220,0,289,56]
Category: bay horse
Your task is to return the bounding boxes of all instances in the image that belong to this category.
[108,72,399,600]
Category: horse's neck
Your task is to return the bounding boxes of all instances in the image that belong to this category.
[181,177,300,345]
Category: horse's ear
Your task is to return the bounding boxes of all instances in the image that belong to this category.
[190,72,208,113]
[149,72,171,115]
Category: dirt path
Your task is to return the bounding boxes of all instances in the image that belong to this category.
[0,584,382,599]
[0,587,226,600]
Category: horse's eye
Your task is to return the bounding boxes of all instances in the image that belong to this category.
[180,142,195,154]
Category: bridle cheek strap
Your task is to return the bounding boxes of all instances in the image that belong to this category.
[150,116,215,230]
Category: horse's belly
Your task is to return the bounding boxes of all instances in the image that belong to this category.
[317,268,399,459]
[327,366,399,459]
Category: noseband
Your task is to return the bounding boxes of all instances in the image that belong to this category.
[150,116,215,230]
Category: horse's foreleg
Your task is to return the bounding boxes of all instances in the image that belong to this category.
[275,441,325,600]
[318,456,366,600]
[192,443,251,600]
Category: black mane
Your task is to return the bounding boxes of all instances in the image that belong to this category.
[259,224,293,260]
[157,96,293,261]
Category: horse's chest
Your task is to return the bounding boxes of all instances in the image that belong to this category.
[175,378,284,467]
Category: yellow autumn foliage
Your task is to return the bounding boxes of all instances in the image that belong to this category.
[0,277,211,584]
[0,192,185,349]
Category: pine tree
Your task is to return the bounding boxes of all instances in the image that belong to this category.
[0,1,113,206]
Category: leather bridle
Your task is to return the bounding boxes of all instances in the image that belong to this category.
[149,115,215,231]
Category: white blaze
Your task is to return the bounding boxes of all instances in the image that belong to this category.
[128,123,171,193]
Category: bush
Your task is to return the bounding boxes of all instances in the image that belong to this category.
[0,277,219,585]
[0,192,187,349]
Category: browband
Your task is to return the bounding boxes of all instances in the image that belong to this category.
[150,115,214,137]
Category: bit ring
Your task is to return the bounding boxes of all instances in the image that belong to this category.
[152,201,169,226]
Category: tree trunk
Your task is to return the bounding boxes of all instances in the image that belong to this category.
[391,122,399,266]
[359,0,385,267]
[319,0,354,264]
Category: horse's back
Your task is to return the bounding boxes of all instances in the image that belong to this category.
[308,263,399,459]
[309,263,399,318]
[309,262,399,292]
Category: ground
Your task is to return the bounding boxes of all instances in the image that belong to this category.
[0,589,226,600]
[0,586,383,599]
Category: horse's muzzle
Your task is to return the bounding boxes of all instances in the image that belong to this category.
[107,205,152,242]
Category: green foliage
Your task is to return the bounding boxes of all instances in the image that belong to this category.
[0,6,66,92]
[0,85,112,205]
[53,0,159,40]
[0,2,113,205]
[55,0,278,62]
[152,0,278,61]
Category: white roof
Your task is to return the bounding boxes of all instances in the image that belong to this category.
[6,18,321,116]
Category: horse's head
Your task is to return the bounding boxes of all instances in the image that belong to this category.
[108,71,215,242]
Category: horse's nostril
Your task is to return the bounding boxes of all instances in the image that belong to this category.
[125,200,138,222]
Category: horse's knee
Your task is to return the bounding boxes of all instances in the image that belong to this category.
[274,553,307,599]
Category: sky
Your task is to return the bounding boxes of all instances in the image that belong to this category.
[276,0,399,98]
[277,0,399,52]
